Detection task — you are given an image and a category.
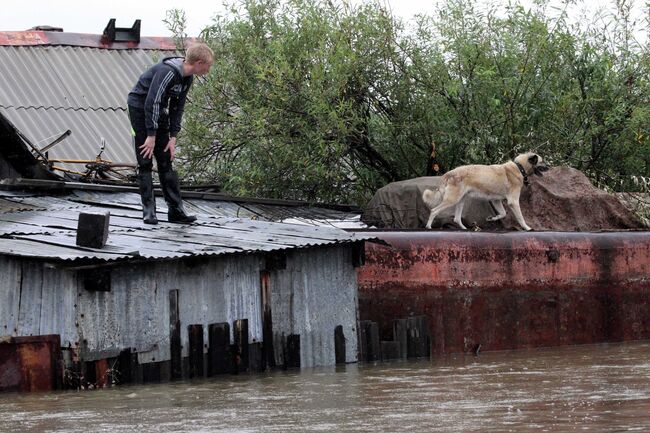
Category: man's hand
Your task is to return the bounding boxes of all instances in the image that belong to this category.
[164,137,177,161]
[139,136,156,159]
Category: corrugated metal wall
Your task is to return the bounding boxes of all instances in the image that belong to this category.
[0,257,77,346]
[270,246,358,367]
[1,245,359,368]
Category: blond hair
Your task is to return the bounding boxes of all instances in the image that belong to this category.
[185,42,214,64]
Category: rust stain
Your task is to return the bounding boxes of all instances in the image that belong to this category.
[0,31,180,50]
[0,335,62,392]
[358,232,650,355]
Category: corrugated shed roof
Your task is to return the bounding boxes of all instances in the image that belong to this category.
[0,187,369,263]
[0,107,134,169]
[0,43,177,173]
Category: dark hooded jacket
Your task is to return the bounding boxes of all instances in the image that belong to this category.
[127,57,193,137]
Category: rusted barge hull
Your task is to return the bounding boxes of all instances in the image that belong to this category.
[357,231,650,355]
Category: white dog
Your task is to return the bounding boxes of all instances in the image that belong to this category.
[423,152,549,230]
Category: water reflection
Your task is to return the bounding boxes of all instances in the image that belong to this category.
[2,341,650,432]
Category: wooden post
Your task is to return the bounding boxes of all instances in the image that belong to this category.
[380,341,401,361]
[393,319,408,359]
[406,316,430,359]
[169,290,182,380]
[260,271,276,370]
[233,319,249,374]
[207,322,231,376]
[117,348,140,384]
[188,324,204,378]
[357,322,367,362]
[142,362,161,383]
[284,334,300,369]
[359,320,380,362]
[334,325,346,364]
[249,342,263,373]
[94,359,109,388]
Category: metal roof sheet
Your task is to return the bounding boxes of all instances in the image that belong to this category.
[0,46,172,109]
[0,188,370,263]
[0,106,134,170]
[0,44,176,173]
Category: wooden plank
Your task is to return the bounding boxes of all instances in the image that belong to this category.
[169,290,181,379]
[233,319,249,374]
[357,321,368,362]
[94,358,109,388]
[117,348,139,385]
[207,322,230,376]
[260,271,275,370]
[381,341,401,361]
[248,342,263,373]
[284,334,300,369]
[358,321,380,362]
[393,319,408,360]
[159,360,171,382]
[188,324,204,378]
[334,325,346,364]
[142,361,161,383]
[406,316,430,359]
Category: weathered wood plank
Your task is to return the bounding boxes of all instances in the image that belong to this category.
[188,324,204,378]
[207,322,230,376]
[169,290,181,380]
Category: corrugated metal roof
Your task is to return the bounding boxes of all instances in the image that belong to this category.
[0,44,176,172]
[0,31,180,50]
[0,106,134,170]
[0,188,370,263]
[0,46,171,109]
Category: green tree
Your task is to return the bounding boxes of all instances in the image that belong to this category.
[170,0,650,204]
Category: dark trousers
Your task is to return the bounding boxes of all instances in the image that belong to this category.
[128,106,189,219]
[128,106,173,175]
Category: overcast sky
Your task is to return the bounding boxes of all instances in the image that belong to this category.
[1,0,644,38]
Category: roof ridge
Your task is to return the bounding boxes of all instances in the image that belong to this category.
[0,105,127,113]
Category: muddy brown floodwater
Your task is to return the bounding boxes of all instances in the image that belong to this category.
[1,341,650,432]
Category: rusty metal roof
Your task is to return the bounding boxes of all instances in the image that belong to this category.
[0,34,178,174]
[0,31,179,50]
[0,185,369,263]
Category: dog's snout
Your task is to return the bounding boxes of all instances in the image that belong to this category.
[534,165,550,176]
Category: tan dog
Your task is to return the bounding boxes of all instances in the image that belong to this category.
[423,152,549,230]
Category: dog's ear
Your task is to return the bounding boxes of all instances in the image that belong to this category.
[528,154,539,166]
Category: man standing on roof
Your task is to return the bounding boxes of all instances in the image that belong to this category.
[127,42,214,224]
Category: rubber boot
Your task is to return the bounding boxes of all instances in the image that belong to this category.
[137,172,158,225]
[159,170,196,223]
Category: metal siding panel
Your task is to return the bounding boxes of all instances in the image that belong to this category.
[16,261,43,336]
[78,262,169,362]
[0,256,22,336]
[76,256,266,363]
[271,245,358,368]
[223,254,264,343]
[175,254,264,359]
[38,267,78,347]
[171,259,226,360]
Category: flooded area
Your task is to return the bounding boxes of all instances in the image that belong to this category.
[2,341,650,432]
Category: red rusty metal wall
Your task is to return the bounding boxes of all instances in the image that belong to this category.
[357,232,650,355]
[0,335,62,392]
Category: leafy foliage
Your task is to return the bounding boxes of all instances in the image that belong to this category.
[170,0,650,204]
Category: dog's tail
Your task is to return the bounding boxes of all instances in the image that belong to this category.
[422,187,442,209]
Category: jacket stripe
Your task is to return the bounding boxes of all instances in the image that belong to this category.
[152,70,175,130]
